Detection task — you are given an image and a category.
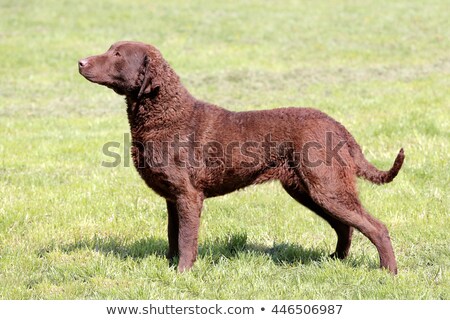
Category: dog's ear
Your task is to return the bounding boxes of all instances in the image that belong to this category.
[138,55,161,99]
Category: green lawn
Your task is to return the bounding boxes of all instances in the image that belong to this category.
[0,0,449,299]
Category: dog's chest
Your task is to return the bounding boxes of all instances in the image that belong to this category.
[129,132,180,200]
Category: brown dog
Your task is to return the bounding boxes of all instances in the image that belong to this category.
[79,41,404,274]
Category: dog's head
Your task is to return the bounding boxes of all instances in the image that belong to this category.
[78,41,162,98]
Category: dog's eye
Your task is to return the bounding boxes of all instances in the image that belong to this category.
[114,51,121,57]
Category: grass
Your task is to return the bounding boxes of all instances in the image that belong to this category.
[0,0,449,299]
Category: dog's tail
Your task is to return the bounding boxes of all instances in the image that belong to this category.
[349,138,405,184]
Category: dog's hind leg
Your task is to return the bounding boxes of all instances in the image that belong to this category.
[303,176,397,274]
[282,184,353,259]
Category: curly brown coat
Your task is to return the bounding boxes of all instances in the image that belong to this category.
[79,41,404,274]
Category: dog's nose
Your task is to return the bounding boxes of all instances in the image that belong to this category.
[78,59,88,68]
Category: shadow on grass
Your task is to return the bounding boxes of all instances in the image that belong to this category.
[38,236,168,260]
[38,232,358,267]
[198,233,327,266]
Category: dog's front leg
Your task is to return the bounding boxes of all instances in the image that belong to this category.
[166,200,179,263]
[176,192,204,272]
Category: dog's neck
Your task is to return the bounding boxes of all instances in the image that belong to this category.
[125,72,195,139]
